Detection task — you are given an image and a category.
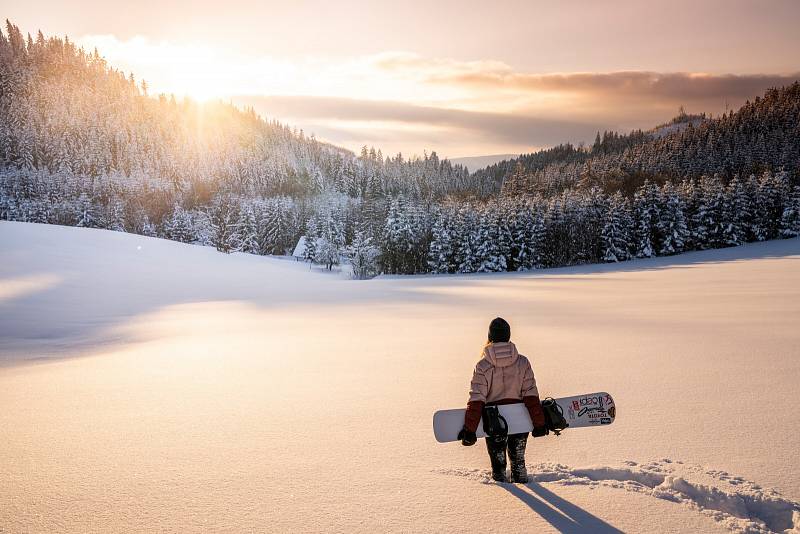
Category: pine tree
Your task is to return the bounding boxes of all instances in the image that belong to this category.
[511,203,535,270]
[103,196,127,232]
[349,230,379,279]
[164,203,195,243]
[237,204,259,254]
[530,209,547,269]
[658,183,688,255]
[780,185,800,238]
[746,174,769,241]
[495,205,514,271]
[427,208,455,274]
[379,197,406,274]
[75,193,97,228]
[476,210,507,272]
[316,208,345,270]
[209,196,239,253]
[301,217,319,264]
[602,192,633,262]
[692,176,725,249]
[722,175,751,246]
[632,183,657,258]
[455,207,480,273]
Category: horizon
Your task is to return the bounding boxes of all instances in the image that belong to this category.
[4,1,800,160]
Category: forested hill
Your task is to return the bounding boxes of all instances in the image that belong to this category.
[2,21,799,279]
[474,84,800,196]
[0,21,479,201]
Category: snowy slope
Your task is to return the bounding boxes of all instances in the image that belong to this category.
[1,221,799,533]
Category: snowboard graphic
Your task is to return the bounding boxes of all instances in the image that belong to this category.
[433,392,616,443]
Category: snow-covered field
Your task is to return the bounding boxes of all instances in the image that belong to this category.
[2,221,799,533]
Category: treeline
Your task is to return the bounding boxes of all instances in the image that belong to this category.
[6,165,797,277]
[363,171,798,276]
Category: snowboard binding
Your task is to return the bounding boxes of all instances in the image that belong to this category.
[541,397,569,436]
[481,405,509,442]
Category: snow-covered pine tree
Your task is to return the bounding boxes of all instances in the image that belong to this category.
[316,208,345,270]
[301,216,319,264]
[632,182,656,258]
[780,185,800,238]
[348,230,379,279]
[456,206,480,273]
[692,175,725,249]
[722,175,751,246]
[494,202,514,271]
[602,191,633,262]
[658,182,688,255]
[746,173,768,241]
[379,197,406,274]
[164,203,195,243]
[529,205,547,269]
[140,216,158,237]
[75,193,97,228]
[583,187,608,263]
[237,203,259,254]
[511,202,534,271]
[102,196,126,232]
[209,196,239,253]
[761,170,793,240]
[192,210,214,247]
[427,208,455,274]
[476,210,507,272]
[257,197,297,255]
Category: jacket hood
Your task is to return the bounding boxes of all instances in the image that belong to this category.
[482,341,519,368]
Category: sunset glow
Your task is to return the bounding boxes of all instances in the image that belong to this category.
[6,0,800,157]
[4,0,800,157]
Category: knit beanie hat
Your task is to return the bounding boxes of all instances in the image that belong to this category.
[488,317,511,343]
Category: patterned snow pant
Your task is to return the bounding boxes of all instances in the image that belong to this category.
[485,432,528,481]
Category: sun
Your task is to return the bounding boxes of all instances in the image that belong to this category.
[77,35,234,102]
[155,46,234,102]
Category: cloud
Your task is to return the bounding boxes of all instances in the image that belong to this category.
[434,70,800,102]
[232,95,606,147]
[372,52,800,107]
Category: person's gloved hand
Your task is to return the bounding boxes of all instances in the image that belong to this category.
[457,428,477,446]
[531,426,549,438]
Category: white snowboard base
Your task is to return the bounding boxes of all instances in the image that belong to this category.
[433,392,616,443]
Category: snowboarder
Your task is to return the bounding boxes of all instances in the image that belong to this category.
[457,317,548,483]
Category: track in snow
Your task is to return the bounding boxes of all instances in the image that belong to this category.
[439,459,800,533]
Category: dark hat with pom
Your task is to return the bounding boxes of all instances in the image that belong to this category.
[488,317,511,343]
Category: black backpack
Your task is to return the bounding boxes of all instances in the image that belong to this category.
[541,397,569,436]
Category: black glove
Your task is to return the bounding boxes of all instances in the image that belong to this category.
[532,426,549,438]
[457,428,477,446]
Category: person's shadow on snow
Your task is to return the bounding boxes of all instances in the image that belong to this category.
[499,481,623,533]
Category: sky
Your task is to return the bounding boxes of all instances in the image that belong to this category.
[3,0,800,159]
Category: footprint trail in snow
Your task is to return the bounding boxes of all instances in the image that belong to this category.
[438,459,800,533]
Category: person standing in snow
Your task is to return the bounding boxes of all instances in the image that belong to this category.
[457,317,548,483]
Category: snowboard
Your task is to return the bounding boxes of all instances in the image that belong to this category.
[433,392,616,443]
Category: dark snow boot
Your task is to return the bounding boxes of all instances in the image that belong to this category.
[485,435,508,482]
[511,472,528,484]
[508,433,529,483]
